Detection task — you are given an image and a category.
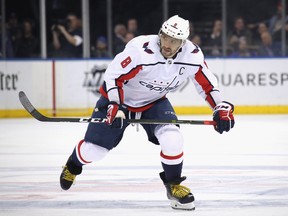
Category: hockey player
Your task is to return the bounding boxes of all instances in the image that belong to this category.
[60,15,235,210]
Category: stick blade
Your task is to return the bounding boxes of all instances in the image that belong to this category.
[18,91,88,123]
[18,91,47,121]
[19,91,35,113]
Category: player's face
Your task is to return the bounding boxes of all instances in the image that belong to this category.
[159,33,182,58]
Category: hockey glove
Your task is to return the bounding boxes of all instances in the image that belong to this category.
[106,102,126,129]
[213,101,235,134]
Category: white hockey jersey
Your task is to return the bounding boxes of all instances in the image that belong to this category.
[100,35,222,112]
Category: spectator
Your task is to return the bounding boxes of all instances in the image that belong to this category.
[14,19,39,58]
[113,24,127,56]
[268,1,288,42]
[0,18,14,58]
[188,21,202,47]
[258,23,269,34]
[190,35,202,46]
[50,13,83,58]
[125,32,135,43]
[6,12,21,50]
[91,36,111,58]
[230,38,254,57]
[227,17,253,52]
[188,21,196,41]
[257,31,281,57]
[256,22,269,43]
[207,19,223,56]
[127,18,141,36]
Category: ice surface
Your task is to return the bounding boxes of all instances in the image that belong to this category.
[0,115,288,216]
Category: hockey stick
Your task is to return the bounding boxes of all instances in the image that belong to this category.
[18,91,216,125]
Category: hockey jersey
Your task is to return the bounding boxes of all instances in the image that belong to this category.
[100,35,222,112]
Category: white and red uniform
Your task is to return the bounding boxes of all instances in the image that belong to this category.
[77,35,224,182]
[63,16,233,210]
[100,35,222,111]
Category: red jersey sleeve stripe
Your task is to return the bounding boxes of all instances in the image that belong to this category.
[195,67,214,95]
[206,91,217,108]
[115,65,143,104]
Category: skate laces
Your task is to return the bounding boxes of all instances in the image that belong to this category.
[62,166,76,182]
[171,184,191,198]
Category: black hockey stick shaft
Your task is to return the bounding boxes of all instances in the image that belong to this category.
[18,91,216,125]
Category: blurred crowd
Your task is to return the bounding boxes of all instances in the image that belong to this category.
[1,13,39,58]
[1,1,287,59]
[200,1,287,57]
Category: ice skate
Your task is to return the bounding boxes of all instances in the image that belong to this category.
[60,156,82,190]
[160,172,195,210]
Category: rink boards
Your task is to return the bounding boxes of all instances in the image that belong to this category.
[0,58,288,117]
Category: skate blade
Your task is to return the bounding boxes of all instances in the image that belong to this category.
[170,200,195,211]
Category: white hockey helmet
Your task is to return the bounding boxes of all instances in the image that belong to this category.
[160,15,190,40]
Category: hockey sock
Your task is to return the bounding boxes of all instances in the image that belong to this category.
[161,162,183,182]
[66,155,82,175]
[71,148,86,167]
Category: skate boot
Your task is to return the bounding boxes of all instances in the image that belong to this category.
[160,171,195,210]
[60,156,82,190]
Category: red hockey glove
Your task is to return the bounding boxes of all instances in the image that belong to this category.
[106,102,126,129]
[213,101,235,134]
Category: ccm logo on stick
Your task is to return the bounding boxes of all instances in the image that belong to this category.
[79,118,106,123]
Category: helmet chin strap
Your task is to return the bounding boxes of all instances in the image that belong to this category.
[173,40,186,56]
[158,36,186,58]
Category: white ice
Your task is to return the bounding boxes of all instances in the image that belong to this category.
[0,114,288,216]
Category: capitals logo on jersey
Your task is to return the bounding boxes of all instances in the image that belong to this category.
[142,42,154,54]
